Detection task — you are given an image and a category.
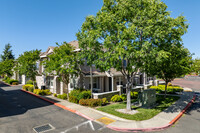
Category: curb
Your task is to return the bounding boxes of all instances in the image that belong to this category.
[21,89,196,132]
[20,89,94,121]
[107,95,196,132]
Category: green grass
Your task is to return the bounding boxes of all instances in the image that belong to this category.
[97,95,180,121]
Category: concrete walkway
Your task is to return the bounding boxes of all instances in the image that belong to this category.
[23,89,195,132]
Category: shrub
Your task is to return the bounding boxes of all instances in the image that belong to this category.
[3,76,9,81]
[12,82,18,85]
[53,93,57,97]
[102,98,108,105]
[69,96,79,103]
[8,79,19,85]
[28,86,34,92]
[131,91,138,99]
[150,85,183,94]
[61,93,68,99]
[23,84,34,91]
[26,80,33,85]
[78,90,91,100]
[111,95,122,102]
[120,94,127,101]
[168,83,172,86]
[79,99,103,107]
[69,89,91,101]
[79,99,88,106]
[33,89,40,95]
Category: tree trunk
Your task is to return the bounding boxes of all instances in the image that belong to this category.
[90,66,93,98]
[164,81,168,98]
[126,83,131,111]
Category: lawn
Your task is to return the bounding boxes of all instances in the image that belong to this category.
[97,95,180,121]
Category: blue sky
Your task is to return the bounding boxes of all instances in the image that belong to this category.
[0,0,199,58]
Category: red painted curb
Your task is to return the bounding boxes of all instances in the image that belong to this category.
[107,95,196,132]
[21,89,94,121]
[21,89,196,132]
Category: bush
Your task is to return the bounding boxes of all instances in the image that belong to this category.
[69,89,91,102]
[57,93,68,100]
[33,89,51,95]
[26,80,33,85]
[8,79,19,85]
[111,95,122,102]
[120,94,127,101]
[168,83,172,86]
[102,98,108,105]
[131,91,138,99]
[28,86,34,92]
[79,99,103,107]
[3,76,9,81]
[150,85,183,94]
[12,82,18,85]
[33,89,40,95]
[53,93,57,97]
[23,84,34,91]
[78,90,91,100]
[69,96,79,104]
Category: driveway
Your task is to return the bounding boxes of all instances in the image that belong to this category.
[0,82,118,133]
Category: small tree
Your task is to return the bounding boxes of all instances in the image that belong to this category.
[147,45,192,98]
[17,49,41,81]
[44,42,81,97]
[77,0,188,110]
[0,59,14,77]
[1,43,15,61]
[191,58,200,75]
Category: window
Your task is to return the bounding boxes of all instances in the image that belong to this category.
[116,77,123,85]
[89,77,99,89]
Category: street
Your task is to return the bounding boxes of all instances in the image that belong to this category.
[0,82,117,133]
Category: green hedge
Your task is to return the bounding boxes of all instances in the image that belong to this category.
[150,85,183,94]
[69,89,91,103]
[79,98,108,107]
[8,79,19,85]
[57,93,68,100]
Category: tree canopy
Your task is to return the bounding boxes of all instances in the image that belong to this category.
[44,42,81,94]
[17,49,41,81]
[1,43,15,61]
[77,0,189,110]
[0,59,14,77]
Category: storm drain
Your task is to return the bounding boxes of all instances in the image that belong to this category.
[33,124,55,133]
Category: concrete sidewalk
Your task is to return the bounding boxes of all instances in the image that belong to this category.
[22,89,195,132]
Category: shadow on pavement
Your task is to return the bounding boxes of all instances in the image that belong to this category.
[0,82,60,118]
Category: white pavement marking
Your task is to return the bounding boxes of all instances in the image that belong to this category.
[60,120,95,133]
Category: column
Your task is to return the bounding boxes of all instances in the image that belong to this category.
[112,76,114,91]
[60,81,63,95]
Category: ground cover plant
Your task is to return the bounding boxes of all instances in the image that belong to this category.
[97,95,179,121]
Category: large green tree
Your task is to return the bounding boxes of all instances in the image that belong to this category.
[1,43,15,61]
[77,0,188,110]
[44,42,81,97]
[17,49,41,81]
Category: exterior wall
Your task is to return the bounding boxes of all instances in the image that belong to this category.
[21,75,29,85]
[36,76,45,89]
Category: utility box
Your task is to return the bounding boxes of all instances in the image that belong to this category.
[138,89,156,108]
